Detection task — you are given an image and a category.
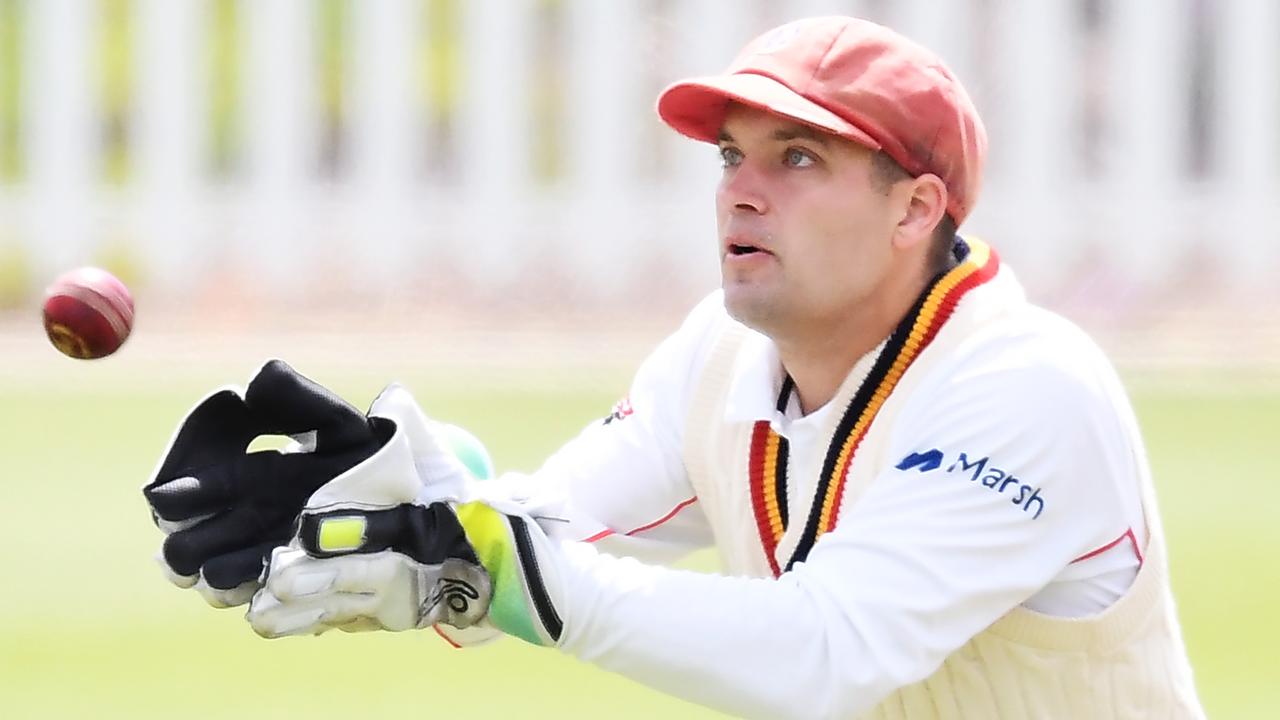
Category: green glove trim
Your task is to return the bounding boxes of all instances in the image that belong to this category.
[439,424,495,481]
[456,502,561,646]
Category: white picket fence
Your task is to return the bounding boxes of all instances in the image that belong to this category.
[2,0,1278,307]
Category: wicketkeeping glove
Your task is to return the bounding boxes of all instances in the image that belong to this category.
[246,385,567,647]
[143,359,389,607]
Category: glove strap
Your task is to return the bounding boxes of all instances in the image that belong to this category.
[296,505,492,629]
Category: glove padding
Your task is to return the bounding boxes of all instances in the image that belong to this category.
[249,502,566,647]
[248,503,492,635]
[143,359,389,607]
[247,387,566,647]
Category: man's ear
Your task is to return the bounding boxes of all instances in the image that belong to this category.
[892,174,948,251]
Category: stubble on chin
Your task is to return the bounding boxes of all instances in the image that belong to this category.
[723,283,785,336]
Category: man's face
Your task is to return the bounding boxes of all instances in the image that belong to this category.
[715,105,903,339]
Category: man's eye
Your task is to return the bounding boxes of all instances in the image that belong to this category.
[785,148,815,167]
[719,146,743,167]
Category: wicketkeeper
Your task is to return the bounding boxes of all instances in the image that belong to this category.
[144,17,1204,719]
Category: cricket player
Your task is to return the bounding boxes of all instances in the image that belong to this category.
[144,17,1205,719]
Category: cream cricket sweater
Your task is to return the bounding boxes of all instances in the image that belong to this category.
[679,248,1204,718]
[485,242,1206,718]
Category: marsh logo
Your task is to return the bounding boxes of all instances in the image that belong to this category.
[895,448,1047,519]
[896,449,943,472]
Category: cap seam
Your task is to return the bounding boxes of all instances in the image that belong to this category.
[804,21,849,95]
[732,69,800,97]
[800,21,893,151]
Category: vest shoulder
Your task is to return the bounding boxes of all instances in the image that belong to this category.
[932,303,1129,411]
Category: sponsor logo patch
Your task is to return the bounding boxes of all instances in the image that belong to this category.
[602,395,634,425]
[895,448,1047,519]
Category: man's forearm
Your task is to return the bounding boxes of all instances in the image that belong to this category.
[551,542,907,720]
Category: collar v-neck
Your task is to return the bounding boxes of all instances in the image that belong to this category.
[745,238,1001,576]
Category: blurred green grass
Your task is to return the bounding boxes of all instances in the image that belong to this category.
[0,365,1275,718]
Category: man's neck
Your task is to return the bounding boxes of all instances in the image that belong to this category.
[776,273,930,415]
[777,329,885,416]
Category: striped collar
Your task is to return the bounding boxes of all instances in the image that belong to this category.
[740,237,1003,575]
[719,235,986,427]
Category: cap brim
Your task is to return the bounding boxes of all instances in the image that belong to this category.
[656,72,880,150]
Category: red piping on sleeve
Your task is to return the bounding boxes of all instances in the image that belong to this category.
[575,496,700,543]
[625,496,699,536]
[1071,527,1144,566]
[581,528,616,543]
[1128,527,1145,564]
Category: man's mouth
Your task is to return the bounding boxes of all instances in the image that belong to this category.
[728,243,768,256]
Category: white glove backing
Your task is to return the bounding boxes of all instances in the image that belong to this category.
[246,385,568,648]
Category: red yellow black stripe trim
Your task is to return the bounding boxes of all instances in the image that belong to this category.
[782,239,1000,572]
[748,421,789,577]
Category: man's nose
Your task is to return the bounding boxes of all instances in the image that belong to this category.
[719,163,769,215]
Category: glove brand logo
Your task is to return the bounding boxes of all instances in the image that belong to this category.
[427,577,481,615]
[895,448,1047,520]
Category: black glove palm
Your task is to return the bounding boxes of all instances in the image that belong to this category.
[144,359,390,601]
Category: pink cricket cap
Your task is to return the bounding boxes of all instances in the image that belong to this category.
[656,16,987,225]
